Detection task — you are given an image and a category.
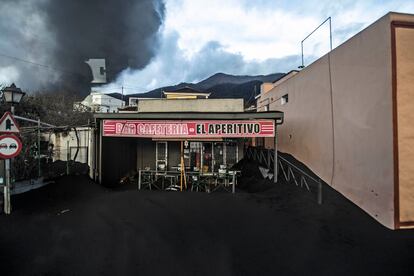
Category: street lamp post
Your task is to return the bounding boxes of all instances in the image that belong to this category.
[1,83,25,214]
[2,83,26,115]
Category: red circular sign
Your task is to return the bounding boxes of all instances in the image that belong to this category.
[0,134,23,159]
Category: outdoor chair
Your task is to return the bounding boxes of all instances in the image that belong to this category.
[140,171,156,190]
[163,174,178,190]
[199,173,215,193]
[215,169,227,185]
[211,169,230,192]
[190,172,205,192]
[227,170,238,190]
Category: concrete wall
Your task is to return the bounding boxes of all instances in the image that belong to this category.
[258,13,414,229]
[49,128,93,168]
[93,93,124,108]
[137,99,244,113]
[81,93,124,113]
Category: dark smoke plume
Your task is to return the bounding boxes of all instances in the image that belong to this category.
[0,0,164,96]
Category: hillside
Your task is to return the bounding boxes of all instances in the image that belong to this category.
[195,72,284,90]
[208,80,262,102]
[108,72,285,105]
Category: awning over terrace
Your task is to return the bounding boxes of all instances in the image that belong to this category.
[93,111,283,186]
[94,111,283,122]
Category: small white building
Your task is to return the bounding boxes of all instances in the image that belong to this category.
[74,92,125,113]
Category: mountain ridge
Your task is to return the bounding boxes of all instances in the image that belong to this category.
[108,72,285,105]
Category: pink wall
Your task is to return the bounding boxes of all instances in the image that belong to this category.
[258,13,414,229]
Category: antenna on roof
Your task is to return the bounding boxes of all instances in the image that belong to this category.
[299,17,332,69]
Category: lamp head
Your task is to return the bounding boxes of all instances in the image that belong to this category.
[2,83,26,104]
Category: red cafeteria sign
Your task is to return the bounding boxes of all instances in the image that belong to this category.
[103,120,275,138]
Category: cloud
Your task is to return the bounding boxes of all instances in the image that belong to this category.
[163,0,320,60]
[2,0,414,94]
[0,0,165,94]
[0,0,58,89]
[101,30,304,93]
[0,66,20,85]
[104,0,414,94]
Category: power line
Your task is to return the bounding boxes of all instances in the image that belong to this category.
[0,50,152,85]
[0,52,88,79]
[0,51,150,91]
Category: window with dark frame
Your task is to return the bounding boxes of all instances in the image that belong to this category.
[281,94,288,105]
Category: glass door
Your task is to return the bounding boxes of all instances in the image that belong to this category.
[213,142,224,172]
[201,142,213,173]
[189,142,202,172]
[225,141,238,169]
[156,141,167,172]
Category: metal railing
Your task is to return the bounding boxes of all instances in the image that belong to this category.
[245,147,323,204]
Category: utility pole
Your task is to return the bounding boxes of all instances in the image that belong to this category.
[121,86,124,107]
[4,159,11,214]
[38,118,41,178]
[4,109,15,214]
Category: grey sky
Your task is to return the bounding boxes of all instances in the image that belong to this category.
[1,0,414,94]
[103,0,414,93]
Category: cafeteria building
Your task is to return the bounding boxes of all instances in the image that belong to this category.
[91,89,283,188]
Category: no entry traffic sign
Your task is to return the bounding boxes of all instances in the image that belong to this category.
[0,134,22,159]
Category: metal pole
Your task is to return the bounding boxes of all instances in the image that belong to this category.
[180,141,183,191]
[93,119,97,181]
[138,170,141,190]
[300,41,304,68]
[274,127,278,183]
[4,105,15,214]
[267,149,271,170]
[14,115,55,127]
[232,171,236,194]
[121,86,124,107]
[329,17,333,51]
[300,16,332,68]
[98,120,103,184]
[317,179,323,205]
[66,140,70,175]
[37,118,41,178]
[3,159,11,214]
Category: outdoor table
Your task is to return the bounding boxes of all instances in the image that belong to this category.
[207,171,240,194]
[163,174,178,189]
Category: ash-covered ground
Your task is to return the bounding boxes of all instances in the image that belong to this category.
[1,160,414,275]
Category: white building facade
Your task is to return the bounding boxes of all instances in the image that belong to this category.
[75,92,124,113]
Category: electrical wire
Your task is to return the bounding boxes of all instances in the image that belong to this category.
[0,52,89,79]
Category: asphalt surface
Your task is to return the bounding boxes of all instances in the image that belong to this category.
[1,172,414,275]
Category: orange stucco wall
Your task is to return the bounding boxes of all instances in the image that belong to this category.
[260,83,275,94]
[396,26,414,224]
